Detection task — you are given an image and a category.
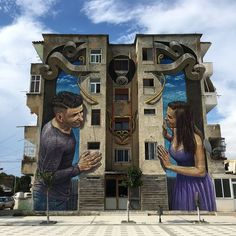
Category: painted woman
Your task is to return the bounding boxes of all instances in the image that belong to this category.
[158,101,216,211]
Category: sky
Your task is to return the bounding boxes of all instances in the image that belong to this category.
[0,0,236,176]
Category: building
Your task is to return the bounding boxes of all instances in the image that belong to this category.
[210,160,236,211]
[22,33,226,211]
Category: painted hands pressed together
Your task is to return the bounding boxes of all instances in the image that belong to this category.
[157,145,172,170]
[78,151,102,172]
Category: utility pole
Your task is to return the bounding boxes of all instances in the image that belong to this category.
[13,176,17,194]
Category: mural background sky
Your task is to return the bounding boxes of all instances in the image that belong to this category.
[0,0,236,176]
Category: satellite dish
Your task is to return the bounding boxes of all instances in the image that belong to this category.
[203,139,212,154]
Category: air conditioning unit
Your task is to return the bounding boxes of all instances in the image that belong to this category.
[225,162,236,174]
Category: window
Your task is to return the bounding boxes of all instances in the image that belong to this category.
[214,178,231,198]
[143,79,155,94]
[145,142,157,160]
[143,79,154,87]
[87,142,100,150]
[114,118,129,131]
[115,88,129,101]
[24,140,36,158]
[90,49,102,63]
[144,109,155,115]
[30,75,41,93]
[90,78,101,93]
[142,48,153,61]
[114,59,129,72]
[91,109,100,125]
[233,183,236,199]
[115,149,130,162]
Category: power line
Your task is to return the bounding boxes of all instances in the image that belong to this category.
[0,133,18,145]
[0,160,21,163]
[0,148,22,157]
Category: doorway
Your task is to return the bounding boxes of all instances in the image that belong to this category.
[105,175,127,210]
[232,182,236,210]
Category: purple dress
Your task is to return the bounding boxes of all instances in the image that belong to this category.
[169,145,216,211]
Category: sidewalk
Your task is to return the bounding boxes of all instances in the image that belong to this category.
[0,212,235,236]
[0,212,236,225]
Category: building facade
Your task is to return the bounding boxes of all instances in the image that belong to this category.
[22,34,226,211]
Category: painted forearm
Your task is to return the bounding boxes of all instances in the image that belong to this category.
[52,165,80,183]
[163,131,172,142]
[167,164,206,177]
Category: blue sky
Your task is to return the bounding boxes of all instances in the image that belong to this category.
[0,0,236,176]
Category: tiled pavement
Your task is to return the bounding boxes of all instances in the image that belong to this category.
[1,224,236,236]
[0,213,236,236]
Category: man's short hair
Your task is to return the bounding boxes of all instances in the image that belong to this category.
[52,91,83,114]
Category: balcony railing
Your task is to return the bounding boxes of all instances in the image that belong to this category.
[204,92,217,113]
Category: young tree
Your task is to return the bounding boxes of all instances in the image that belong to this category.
[37,171,56,224]
[122,166,142,222]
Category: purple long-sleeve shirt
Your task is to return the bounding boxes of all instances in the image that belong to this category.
[33,121,80,200]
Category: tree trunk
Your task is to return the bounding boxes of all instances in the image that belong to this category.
[127,187,130,222]
[46,188,49,223]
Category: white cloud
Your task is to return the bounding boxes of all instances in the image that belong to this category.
[82,0,143,24]
[82,0,236,158]
[15,0,57,17]
[0,16,51,113]
[165,83,175,88]
[0,1,56,175]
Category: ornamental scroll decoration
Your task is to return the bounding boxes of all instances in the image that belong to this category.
[144,41,206,105]
[76,80,99,105]
[39,40,99,104]
[144,71,166,105]
[40,41,94,80]
[153,41,205,80]
[107,110,138,145]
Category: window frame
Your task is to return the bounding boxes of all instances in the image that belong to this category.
[114,117,130,131]
[114,149,130,163]
[143,78,154,87]
[90,49,102,64]
[90,78,101,94]
[114,58,129,72]
[144,109,156,115]
[29,75,41,94]
[145,142,157,160]
[91,109,101,126]
[214,178,232,198]
[87,142,100,150]
[114,88,129,101]
[142,48,153,61]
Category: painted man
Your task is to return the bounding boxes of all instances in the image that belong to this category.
[33,91,102,211]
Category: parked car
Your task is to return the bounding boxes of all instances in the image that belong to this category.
[13,192,24,199]
[0,196,15,210]
[0,198,5,210]
[14,192,32,200]
[24,192,32,198]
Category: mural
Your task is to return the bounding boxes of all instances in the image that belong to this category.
[162,71,187,178]
[56,71,80,168]
[159,57,216,211]
[32,37,216,212]
[56,71,80,210]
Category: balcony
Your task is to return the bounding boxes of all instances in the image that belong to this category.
[225,161,236,174]
[26,93,42,115]
[204,92,218,113]
[22,126,39,175]
[209,137,227,160]
[21,155,37,175]
[24,126,38,143]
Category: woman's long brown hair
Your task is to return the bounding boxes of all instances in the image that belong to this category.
[168,101,202,154]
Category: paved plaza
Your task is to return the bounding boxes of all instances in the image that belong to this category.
[0,213,236,235]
